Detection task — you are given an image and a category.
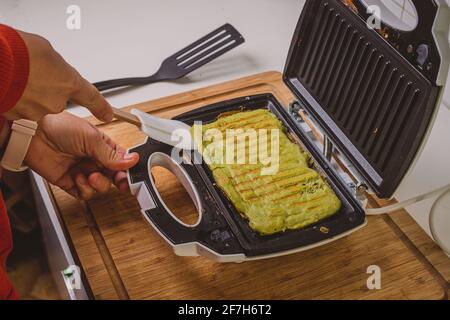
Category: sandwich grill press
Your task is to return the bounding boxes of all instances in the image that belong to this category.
[127,0,450,262]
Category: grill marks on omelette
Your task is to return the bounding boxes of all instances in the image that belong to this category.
[192,109,341,235]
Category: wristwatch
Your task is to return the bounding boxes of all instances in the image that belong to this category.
[1,119,38,172]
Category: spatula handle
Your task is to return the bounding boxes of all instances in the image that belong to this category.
[112,107,141,126]
[94,76,159,92]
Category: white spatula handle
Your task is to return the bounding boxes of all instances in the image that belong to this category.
[112,107,141,126]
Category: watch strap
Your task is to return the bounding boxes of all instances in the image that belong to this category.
[1,119,37,172]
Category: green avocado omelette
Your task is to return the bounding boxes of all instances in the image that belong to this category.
[192,109,341,235]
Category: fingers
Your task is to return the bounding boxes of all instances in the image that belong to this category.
[59,166,130,200]
[46,114,139,199]
[88,172,112,194]
[114,171,129,193]
[88,133,140,171]
[74,172,112,200]
[75,174,96,200]
[70,76,114,122]
[55,173,79,198]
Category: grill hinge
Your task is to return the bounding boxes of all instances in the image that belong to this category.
[323,136,334,162]
[289,100,368,202]
[348,182,368,202]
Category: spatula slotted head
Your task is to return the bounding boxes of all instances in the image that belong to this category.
[158,23,245,79]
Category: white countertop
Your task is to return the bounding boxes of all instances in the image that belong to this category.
[2,0,450,244]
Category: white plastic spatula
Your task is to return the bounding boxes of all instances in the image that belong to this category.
[112,107,194,150]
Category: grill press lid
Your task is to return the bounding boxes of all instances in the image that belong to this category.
[283,0,448,198]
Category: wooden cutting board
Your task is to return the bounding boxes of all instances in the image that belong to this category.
[49,71,450,300]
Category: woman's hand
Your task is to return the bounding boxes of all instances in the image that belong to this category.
[3,30,113,122]
[25,112,139,200]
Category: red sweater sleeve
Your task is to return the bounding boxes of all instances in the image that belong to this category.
[0,25,26,300]
[0,24,29,114]
[0,192,19,300]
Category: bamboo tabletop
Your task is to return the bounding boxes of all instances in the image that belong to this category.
[49,71,450,300]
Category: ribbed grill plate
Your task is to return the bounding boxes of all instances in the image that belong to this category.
[284,0,439,197]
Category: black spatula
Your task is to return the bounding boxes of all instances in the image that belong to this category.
[93,23,245,92]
